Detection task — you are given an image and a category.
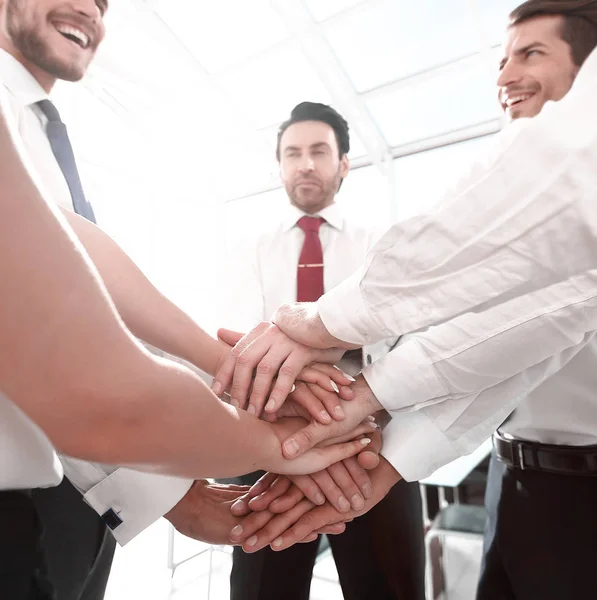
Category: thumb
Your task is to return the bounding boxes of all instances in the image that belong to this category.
[217,327,245,346]
[282,422,328,459]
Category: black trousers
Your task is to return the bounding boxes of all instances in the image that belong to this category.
[476,452,597,600]
[0,490,55,600]
[31,478,116,600]
[230,477,425,600]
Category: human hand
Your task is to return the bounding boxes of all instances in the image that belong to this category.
[164,479,250,545]
[273,302,357,349]
[265,416,376,476]
[230,457,401,552]
[281,375,384,460]
[233,427,382,514]
[212,322,346,416]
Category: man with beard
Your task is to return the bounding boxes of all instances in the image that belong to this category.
[224,102,425,600]
[0,3,359,599]
[476,2,597,598]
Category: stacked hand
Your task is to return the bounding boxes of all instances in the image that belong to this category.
[210,315,399,551]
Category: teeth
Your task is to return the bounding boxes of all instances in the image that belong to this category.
[55,24,89,49]
[505,93,533,107]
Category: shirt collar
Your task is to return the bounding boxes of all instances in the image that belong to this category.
[0,49,49,108]
[282,202,345,232]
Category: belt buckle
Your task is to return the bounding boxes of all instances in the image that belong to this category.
[517,443,527,470]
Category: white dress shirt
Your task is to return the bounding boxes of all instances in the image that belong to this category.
[222,202,392,365]
[0,49,192,543]
[314,46,597,482]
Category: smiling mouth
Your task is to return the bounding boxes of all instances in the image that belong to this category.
[504,92,536,109]
[54,23,90,49]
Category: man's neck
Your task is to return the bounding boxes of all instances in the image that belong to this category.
[0,42,56,92]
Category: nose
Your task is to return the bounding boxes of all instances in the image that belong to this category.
[497,58,523,89]
[70,0,102,22]
[298,155,315,172]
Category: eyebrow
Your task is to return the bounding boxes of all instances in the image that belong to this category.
[283,142,332,154]
[499,41,550,69]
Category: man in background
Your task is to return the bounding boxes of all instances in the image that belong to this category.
[477,2,597,598]
[223,102,424,600]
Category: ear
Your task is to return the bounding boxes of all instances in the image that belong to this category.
[339,154,350,180]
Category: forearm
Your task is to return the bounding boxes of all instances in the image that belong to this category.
[317,47,597,346]
[60,209,227,376]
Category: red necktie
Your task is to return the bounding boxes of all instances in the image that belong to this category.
[297,216,325,302]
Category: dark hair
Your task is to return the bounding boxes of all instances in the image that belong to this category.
[276,102,350,161]
[510,0,597,66]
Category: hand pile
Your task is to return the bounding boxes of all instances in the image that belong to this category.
[208,314,400,551]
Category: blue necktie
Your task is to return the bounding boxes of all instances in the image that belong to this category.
[36,99,96,224]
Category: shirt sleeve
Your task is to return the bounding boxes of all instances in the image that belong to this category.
[318,46,597,346]
[60,456,193,546]
[362,269,597,481]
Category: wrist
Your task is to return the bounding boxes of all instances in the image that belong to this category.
[351,375,384,417]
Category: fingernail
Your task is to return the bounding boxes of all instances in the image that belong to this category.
[338,496,350,512]
[360,438,371,446]
[315,492,325,505]
[265,399,276,412]
[212,381,223,396]
[272,537,283,548]
[345,374,356,382]
[351,494,365,510]
[246,535,258,547]
[365,415,375,422]
[333,406,345,419]
[320,411,331,423]
[231,525,243,538]
[247,404,256,416]
[284,439,300,457]
[367,421,378,430]
[290,384,296,393]
[231,499,246,512]
[330,380,340,394]
[362,483,373,499]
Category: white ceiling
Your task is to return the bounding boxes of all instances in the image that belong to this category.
[53,0,521,204]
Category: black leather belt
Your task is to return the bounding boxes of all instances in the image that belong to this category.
[494,431,597,476]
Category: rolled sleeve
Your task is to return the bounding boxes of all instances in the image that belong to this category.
[61,457,192,546]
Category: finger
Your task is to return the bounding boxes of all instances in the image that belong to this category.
[284,382,331,425]
[247,472,278,498]
[317,422,379,447]
[268,485,307,513]
[342,456,373,500]
[308,363,355,387]
[314,522,346,536]
[284,474,325,507]
[306,382,346,421]
[247,345,295,416]
[299,533,319,544]
[213,323,267,400]
[243,499,315,553]
[229,493,253,516]
[284,437,372,475]
[230,337,274,411]
[310,469,351,513]
[264,351,313,414]
[229,509,277,544]
[325,461,364,510]
[247,476,293,512]
[270,505,340,552]
[217,328,245,347]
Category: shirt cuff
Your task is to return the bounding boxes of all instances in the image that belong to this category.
[82,469,192,546]
[361,338,447,412]
[380,411,460,481]
[317,269,389,346]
